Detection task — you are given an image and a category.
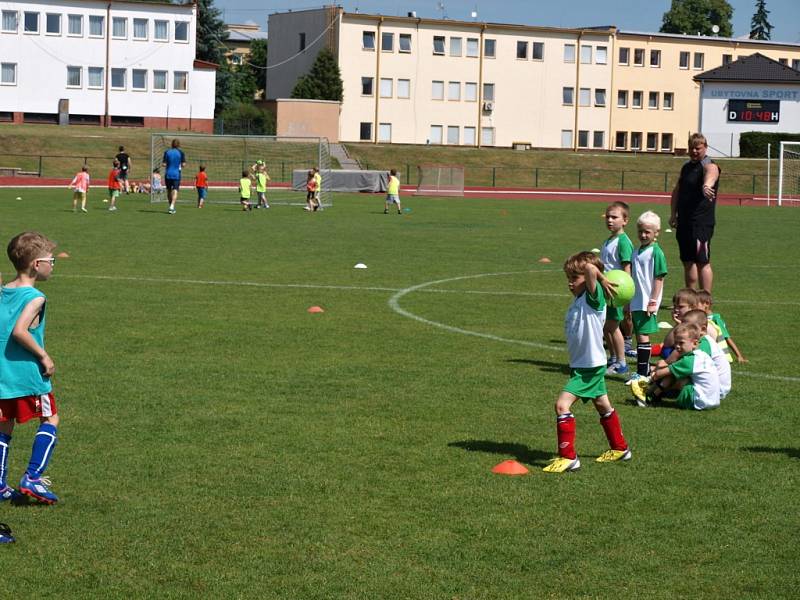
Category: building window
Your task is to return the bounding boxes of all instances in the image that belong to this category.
[399,33,411,53]
[564,43,575,63]
[447,126,459,145]
[516,41,528,59]
[595,88,606,106]
[24,12,39,33]
[112,17,126,38]
[722,54,732,65]
[360,122,372,141]
[578,130,589,148]
[68,14,82,35]
[632,90,643,108]
[66,66,81,87]
[465,82,477,101]
[647,132,658,151]
[397,79,410,98]
[593,131,605,148]
[133,18,147,40]
[362,31,375,50]
[46,13,61,35]
[380,78,392,98]
[154,20,168,41]
[430,125,443,144]
[631,131,642,150]
[648,91,659,109]
[230,54,243,65]
[793,59,800,70]
[433,36,445,55]
[663,92,674,109]
[173,71,187,91]
[579,88,590,106]
[1,62,17,85]
[450,36,462,56]
[483,83,495,101]
[111,68,126,90]
[153,70,167,91]
[2,11,18,32]
[484,38,496,58]
[448,81,460,101]
[679,51,689,69]
[650,49,661,67]
[481,127,495,146]
[89,15,104,37]
[379,123,392,142]
[580,45,592,64]
[174,21,188,42]
[633,48,644,66]
[299,32,306,51]
[132,69,147,90]
[432,80,444,100]
[779,58,788,65]
[361,77,373,95]
[561,129,573,148]
[563,86,574,105]
[381,32,393,52]
[617,90,628,107]
[88,67,103,88]
[596,46,607,64]
[464,126,476,145]
[661,133,673,151]
[532,41,544,61]
[693,52,704,69]
[615,131,627,150]
[618,47,629,65]
[466,37,479,57]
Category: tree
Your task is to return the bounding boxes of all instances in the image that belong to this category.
[195,0,228,65]
[291,48,343,102]
[660,0,734,38]
[245,39,268,99]
[750,0,773,40]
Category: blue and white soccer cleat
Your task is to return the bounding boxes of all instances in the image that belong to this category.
[0,486,20,504]
[0,522,14,544]
[19,474,59,505]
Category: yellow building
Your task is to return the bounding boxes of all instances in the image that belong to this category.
[224,22,267,66]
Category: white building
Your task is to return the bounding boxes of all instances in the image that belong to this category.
[0,0,216,132]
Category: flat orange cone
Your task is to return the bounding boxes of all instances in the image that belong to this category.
[538,257,551,264]
[57,252,69,258]
[307,306,324,313]
[491,460,529,475]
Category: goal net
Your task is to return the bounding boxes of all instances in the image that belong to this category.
[415,164,465,197]
[149,133,333,207]
[777,141,800,207]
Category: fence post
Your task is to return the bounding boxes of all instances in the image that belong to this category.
[664,172,668,192]
[752,174,756,194]
[492,167,496,188]
[535,168,539,188]
[621,171,625,190]
[406,163,410,184]
[578,169,582,190]
[39,156,43,176]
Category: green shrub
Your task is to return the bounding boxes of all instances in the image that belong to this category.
[216,102,275,135]
[739,131,800,157]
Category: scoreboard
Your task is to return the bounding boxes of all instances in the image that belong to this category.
[727,99,780,123]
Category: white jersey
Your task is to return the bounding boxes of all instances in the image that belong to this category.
[631,242,667,311]
[600,232,634,272]
[564,286,607,368]
[669,349,721,410]
[700,335,731,400]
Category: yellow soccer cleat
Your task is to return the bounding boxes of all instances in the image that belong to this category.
[542,456,581,473]
[596,448,632,463]
[631,378,650,407]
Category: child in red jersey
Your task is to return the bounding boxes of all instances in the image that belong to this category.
[195,165,208,208]
[107,160,123,212]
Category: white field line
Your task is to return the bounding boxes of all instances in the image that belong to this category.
[59,272,799,382]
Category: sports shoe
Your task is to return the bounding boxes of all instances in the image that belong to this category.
[18,474,58,505]
[383,209,389,214]
[596,448,632,463]
[108,206,117,212]
[168,207,176,215]
[80,207,88,213]
[543,456,581,473]
[624,373,649,386]
[0,486,20,503]
[631,379,651,407]
[606,362,629,375]
[624,348,637,358]
[0,522,14,544]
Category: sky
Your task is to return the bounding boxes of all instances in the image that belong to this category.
[215,0,800,44]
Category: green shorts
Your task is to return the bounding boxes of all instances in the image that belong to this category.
[109,189,120,199]
[606,305,624,322]
[563,366,607,401]
[632,310,658,335]
[676,383,696,410]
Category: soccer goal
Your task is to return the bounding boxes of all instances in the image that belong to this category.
[777,141,800,207]
[415,164,465,197]
[149,133,333,207]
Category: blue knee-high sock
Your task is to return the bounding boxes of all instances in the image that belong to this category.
[26,423,57,479]
[0,432,11,489]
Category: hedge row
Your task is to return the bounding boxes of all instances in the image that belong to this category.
[739,132,800,158]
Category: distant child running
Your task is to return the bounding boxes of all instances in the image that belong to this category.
[0,232,61,504]
[543,251,631,473]
[384,169,402,214]
[253,161,270,209]
[195,165,208,208]
[239,170,253,211]
[305,170,318,212]
[69,165,90,213]
[107,159,123,212]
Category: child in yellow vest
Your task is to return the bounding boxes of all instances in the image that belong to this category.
[239,170,253,211]
[384,169,402,214]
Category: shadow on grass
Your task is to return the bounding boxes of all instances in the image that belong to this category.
[506,358,570,375]
[449,440,552,467]
[742,446,800,459]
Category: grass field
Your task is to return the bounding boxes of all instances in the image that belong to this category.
[0,187,798,599]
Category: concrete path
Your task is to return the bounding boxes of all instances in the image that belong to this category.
[330,143,361,170]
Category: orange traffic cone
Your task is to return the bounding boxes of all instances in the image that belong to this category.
[491,460,530,476]
[538,257,551,264]
[307,306,324,313]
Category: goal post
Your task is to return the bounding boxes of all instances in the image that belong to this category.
[777,141,800,207]
[149,133,333,207]
[415,164,465,197]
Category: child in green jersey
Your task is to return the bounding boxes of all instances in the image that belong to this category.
[696,289,747,363]
[239,170,253,211]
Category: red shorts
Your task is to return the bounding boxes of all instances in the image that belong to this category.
[0,393,58,424]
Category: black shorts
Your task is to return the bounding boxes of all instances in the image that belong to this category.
[118,169,129,180]
[676,222,714,264]
[165,178,181,193]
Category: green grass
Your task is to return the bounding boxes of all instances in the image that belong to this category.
[0,188,798,599]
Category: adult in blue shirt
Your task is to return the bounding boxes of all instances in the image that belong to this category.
[161,139,186,215]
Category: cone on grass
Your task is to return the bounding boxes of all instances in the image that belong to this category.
[57,252,70,258]
[307,306,324,314]
[491,460,530,476]
[538,257,551,264]
[354,263,367,269]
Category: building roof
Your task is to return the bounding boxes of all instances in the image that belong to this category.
[225,25,268,43]
[694,53,800,82]
[619,30,800,49]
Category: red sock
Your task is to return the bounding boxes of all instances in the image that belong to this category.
[600,409,627,451]
[556,413,576,459]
